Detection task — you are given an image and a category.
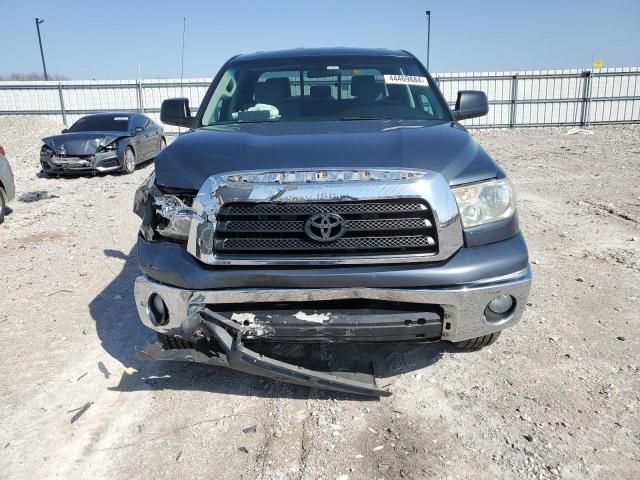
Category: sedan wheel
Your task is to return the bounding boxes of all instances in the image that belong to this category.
[123,147,136,174]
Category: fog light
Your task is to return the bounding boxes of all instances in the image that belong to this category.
[148,293,169,326]
[487,295,514,314]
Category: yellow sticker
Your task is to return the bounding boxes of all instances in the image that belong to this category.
[592,59,603,68]
[352,68,362,76]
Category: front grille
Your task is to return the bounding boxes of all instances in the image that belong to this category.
[214,199,439,257]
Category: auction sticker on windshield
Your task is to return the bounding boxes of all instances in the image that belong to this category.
[384,74,428,86]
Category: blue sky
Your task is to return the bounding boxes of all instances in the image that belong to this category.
[1,0,639,79]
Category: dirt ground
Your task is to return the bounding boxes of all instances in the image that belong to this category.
[0,116,638,480]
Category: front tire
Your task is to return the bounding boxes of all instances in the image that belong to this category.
[123,147,136,174]
[452,332,501,349]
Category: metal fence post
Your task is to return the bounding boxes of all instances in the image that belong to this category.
[137,80,144,114]
[58,83,67,126]
[579,71,592,126]
[509,74,518,128]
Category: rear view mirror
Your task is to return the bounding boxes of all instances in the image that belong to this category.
[161,98,193,128]
[452,90,489,121]
[134,126,144,134]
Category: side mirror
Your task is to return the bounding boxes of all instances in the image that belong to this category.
[452,90,489,121]
[134,126,144,134]
[160,97,193,128]
[61,128,69,134]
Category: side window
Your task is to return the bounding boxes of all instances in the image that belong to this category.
[418,93,435,116]
[413,86,445,118]
[202,68,237,124]
[130,115,145,130]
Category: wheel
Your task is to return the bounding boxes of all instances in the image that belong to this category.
[0,191,5,224]
[123,147,136,174]
[452,332,501,349]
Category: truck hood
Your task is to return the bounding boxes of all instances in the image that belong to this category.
[155,120,503,190]
[42,132,127,156]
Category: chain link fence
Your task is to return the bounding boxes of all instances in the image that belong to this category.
[0,68,638,133]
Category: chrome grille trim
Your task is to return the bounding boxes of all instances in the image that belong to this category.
[220,218,432,234]
[223,201,428,216]
[217,235,436,253]
[186,168,463,266]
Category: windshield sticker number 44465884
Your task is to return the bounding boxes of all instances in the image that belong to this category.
[383,75,428,86]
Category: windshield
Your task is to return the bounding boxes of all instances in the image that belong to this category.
[200,56,449,126]
[68,115,130,132]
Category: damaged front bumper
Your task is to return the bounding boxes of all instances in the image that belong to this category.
[139,310,392,397]
[40,151,122,174]
[133,266,531,395]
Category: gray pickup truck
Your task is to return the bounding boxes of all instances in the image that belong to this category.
[133,48,532,396]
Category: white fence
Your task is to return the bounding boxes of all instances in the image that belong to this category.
[435,67,640,127]
[0,67,638,132]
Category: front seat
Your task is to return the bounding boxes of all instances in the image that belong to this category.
[254,78,296,118]
[302,85,338,116]
[351,75,383,104]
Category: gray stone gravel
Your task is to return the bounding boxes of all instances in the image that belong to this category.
[0,116,638,479]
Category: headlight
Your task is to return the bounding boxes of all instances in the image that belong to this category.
[133,172,195,242]
[452,178,515,228]
[99,141,118,153]
[41,144,55,156]
[154,194,195,241]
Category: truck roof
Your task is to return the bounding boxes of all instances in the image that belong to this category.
[233,47,414,63]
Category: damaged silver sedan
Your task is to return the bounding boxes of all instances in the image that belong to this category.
[40,113,165,175]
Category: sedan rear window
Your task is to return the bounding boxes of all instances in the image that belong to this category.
[68,115,130,132]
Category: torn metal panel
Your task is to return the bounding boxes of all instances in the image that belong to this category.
[137,312,391,397]
[212,300,443,342]
[137,341,229,368]
[201,311,391,397]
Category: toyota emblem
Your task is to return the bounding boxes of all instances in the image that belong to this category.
[304,213,347,242]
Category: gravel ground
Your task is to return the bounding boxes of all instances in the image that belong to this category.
[0,116,638,480]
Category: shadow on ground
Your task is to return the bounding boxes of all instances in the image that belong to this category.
[90,244,453,400]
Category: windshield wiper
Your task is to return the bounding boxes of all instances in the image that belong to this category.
[208,119,279,126]
[231,119,278,124]
[340,116,391,121]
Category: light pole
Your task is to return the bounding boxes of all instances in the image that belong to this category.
[35,18,48,80]
[425,10,432,71]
